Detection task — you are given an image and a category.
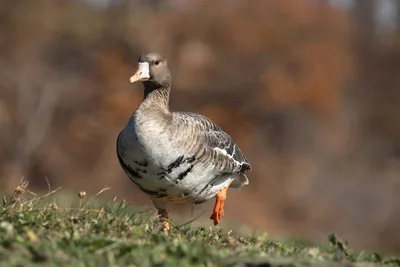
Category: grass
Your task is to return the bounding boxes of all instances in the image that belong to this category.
[0,182,399,267]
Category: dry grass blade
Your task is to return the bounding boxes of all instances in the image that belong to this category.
[81,186,111,210]
[126,208,152,222]
[174,209,208,229]
[23,186,63,210]
[44,176,51,194]
[18,178,36,197]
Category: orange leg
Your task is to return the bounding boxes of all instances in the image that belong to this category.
[157,209,171,230]
[210,181,232,225]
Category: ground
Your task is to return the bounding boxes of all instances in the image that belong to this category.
[0,185,399,267]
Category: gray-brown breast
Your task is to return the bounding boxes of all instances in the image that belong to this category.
[117,110,251,195]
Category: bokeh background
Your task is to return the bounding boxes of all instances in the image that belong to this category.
[1,0,400,253]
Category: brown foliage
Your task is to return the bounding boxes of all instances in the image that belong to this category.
[1,0,400,253]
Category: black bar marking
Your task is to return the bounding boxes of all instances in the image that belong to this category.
[156,189,168,198]
[117,153,143,179]
[139,187,158,196]
[198,183,209,195]
[137,169,147,174]
[186,156,196,163]
[134,160,148,167]
[177,165,194,181]
[167,155,184,173]
[240,163,251,172]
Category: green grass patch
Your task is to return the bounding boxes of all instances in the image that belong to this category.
[0,183,399,267]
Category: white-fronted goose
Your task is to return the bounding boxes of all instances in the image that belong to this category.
[117,52,251,230]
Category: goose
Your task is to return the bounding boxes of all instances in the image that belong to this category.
[116,52,251,230]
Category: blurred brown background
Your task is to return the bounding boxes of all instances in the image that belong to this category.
[1,0,400,253]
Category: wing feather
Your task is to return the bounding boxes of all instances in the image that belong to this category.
[173,112,251,174]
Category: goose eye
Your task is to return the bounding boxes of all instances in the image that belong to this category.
[154,60,160,65]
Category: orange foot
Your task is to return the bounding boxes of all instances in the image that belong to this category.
[158,209,171,230]
[210,181,232,225]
